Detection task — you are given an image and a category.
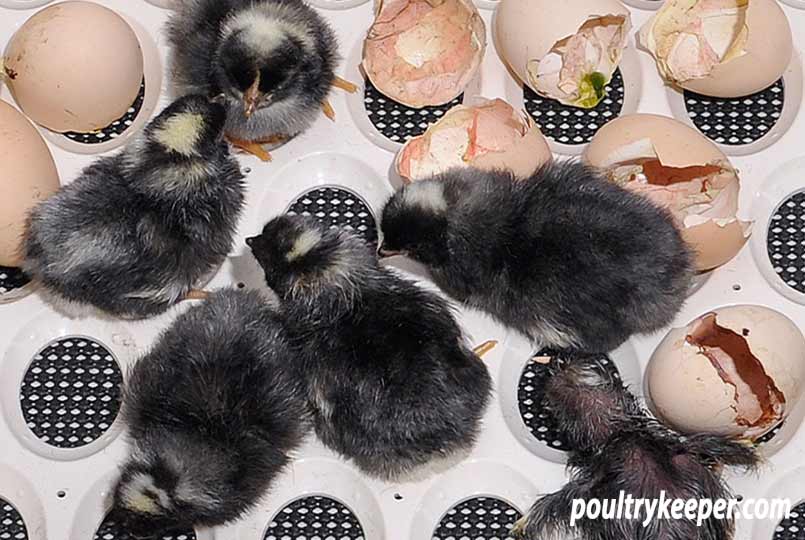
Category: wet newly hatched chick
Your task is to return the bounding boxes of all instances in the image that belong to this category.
[247,215,492,481]
[379,161,693,353]
[110,288,309,537]
[514,357,758,540]
[22,95,244,319]
[167,0,354,161]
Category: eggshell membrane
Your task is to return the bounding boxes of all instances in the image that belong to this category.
[395,98,552,181]
[362,0,486,108]
[0,100,60,267]
[4,1,144,133]
[639,0,792,97]
[648,305,805,439]
[495,0,630,93]
[583,114,750,272]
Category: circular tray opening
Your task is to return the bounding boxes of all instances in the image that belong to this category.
[0,267,30,296]
[432,497,522,540]
[773,500,805,540]
[767,191,805,294]
[61,79,146,145]
[286,186,379,247]
[363,80,463,144]
[94,513,196,540]
[684,79,784,146]
[20,336,123,449]
[0,498,27,540]
[264,496,365,540]
[523,68,624,146]
[517,351,622,452]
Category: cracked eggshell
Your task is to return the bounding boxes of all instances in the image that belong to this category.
[583,114,751,272]
[3,1,144,133]
[395,98,552,182]
[0,99,60,267]
[647,305,805,440]
[638,0,792,98]
[362,0,486,108]
[495,0,631,108]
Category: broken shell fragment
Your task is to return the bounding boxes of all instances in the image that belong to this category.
[638,0,792,97]
[362,0,486,108]
[495,0,631,108]
[647,305,805,441]
[583,114,751,272]
[395,98,552,182]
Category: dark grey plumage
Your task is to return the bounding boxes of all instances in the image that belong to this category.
[110,288,309,537]
[247,215,491,481]
[379,162,694,353]
[166,0,339,143]
[514,356,758,540]
[22,95,245,319]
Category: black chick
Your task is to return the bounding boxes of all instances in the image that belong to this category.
[246,215,491,481]
[22,95,244,319]
[514,356,758,540]
[167,0,349,161]
[379,162,693,353]
[110,288,309,537]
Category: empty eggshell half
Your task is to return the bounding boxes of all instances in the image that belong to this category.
[495,0,631,108]
[395,98,552,182]
[0,100,60,267]
[638,0,792,97]
[3,1,144,133]
[583,114,751,272]
[362,0,486,108]
[647,305,805,441]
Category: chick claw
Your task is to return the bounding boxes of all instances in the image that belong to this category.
[226,135,273,162]
[472,340,498,359]
[321,100,336,121]
[184,289,210,301]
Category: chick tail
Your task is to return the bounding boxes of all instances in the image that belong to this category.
[332,76,358,93]
[226,135,272,162]
[472,340,498,359]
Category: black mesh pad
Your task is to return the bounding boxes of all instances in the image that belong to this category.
[94,514,196,540]
[287,186,379,247]
[768,191,805,294]
[63,79,146,144]
[264,496,365,540]
[0,499,27,540]
[774,501,805,540]
[0,267,29,297]
[433,497,522,540]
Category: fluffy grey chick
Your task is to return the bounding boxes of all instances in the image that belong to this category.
[379,161,693,353]
[514,356,758,540]
[22,95,244,319]
[167,0,350,161]
[109,288,309,538]
[247,215,491,481]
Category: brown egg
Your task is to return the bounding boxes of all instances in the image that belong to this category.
[495,0,631,108]
[362,0,485,108]
[647,305,805,441]
[583,114,751,272]
[395,98,552,182]
[0,100,60,267]
[3,1,144,133]
[638,0,792,97]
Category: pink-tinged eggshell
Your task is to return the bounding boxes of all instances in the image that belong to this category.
[362,0,485,108]
[0,100,60,267]
[4,1,144,133]
[583,114,750,272]
[395,98,552,182]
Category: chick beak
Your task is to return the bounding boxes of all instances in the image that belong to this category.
[245,236,257,248]
[243,73,261,119]
[377,244,403,259]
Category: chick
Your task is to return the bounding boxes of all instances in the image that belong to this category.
[110,288,309,537]
[379,162,693,353]
[22,95,244,319]
[514,356,758,540]
[246,215,491,481]
[166,0,355,162]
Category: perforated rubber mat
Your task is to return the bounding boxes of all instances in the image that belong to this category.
[767,191,805,294]
[518,351,622,452]
[263,496,365,540]
[685,79,784,146]
[773,501,805,540]
[0,267,29,296]
[94,514,196,540]
[524,69,624,145]
[62,79,146,144]
[364,80,463,143]
[0,499,27,540]
[20,337,123,449]
[287,186,379,247]
[432,497,522,540]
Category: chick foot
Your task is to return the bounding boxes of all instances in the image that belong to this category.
[333,76,358,93]
[321,100,336,121]
[472,340,498,359]
[227,136,272,162]
[184,289,210,301]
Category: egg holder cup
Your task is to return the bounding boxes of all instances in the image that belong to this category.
[3,1,805,540]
